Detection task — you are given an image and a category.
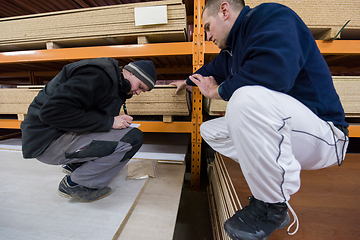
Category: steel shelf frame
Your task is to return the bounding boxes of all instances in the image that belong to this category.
[0,1,359,190]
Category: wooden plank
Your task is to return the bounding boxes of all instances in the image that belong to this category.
[333,76,360,117]
[205,76,360,117]
[0,0,188,51]
[246,0,360,40]
[0,85,190,118]
[115,163,186,240]
[214,153,360,240]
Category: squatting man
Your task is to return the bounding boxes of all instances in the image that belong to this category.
[171,0,349,239]
[21,57,157,203]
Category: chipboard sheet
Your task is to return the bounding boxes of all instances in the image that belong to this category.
[0,133,189,239]
[0,150,147,240]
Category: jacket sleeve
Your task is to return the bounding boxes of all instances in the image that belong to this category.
[219,5,311,101]
[39,66,115,132]
[186,52,229,86]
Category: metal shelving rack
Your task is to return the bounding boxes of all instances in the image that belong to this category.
[0,0,359,191]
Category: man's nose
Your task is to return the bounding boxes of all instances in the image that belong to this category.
[206,33,212,41]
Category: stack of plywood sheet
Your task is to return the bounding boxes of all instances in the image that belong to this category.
[0,133,187,240]
[0,85,190,122]
[0,87,41,121]
[204,76,360,118]
[246,0,360,39]
[119,85,190,122]
[0,0,187,51]
[333,76,360,117]
[207,152,242,240]
[204,97,227,116]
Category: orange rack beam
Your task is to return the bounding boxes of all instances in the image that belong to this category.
[205,40,360,55]
[0,42,193,63]
[0,119,194,133]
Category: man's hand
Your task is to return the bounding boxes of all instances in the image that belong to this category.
[112,114,133,129]
[189,74,221,99]
[169,80,187,94]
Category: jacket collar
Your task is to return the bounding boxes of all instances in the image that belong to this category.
[225,6,251,50]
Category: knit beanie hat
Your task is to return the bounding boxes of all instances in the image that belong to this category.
[124,60,157,91]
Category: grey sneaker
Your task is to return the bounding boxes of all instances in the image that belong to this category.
[58,176,111,202]
[60,162,85,174]
[224,196,290,240]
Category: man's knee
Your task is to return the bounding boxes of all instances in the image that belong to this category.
[119,128,143,160]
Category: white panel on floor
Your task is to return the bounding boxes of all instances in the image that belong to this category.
[0,150,147,240]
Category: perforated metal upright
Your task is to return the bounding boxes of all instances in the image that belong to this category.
[190,0,205,191]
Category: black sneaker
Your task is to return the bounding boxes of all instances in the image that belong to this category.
[224,196,290,240]
[60,162,85,174]
[58,176,111,202]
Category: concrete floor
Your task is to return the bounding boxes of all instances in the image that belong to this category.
[173,172,213,240]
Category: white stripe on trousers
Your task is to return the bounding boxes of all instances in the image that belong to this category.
[201,86,349,203]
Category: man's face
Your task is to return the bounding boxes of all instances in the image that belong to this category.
[126,74,149,95]
[203,8,229,50]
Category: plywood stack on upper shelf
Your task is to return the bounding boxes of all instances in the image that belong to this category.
[204,76,360,118]
[0,85,190,122]
[0,0,188,52]
[246,0,360,40]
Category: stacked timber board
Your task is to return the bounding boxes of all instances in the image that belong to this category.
[0,0,187,51]
[246,0,360,39]
[204,97,228,116]
[208,153,360,240]
[119,86,190,121]
[207,152,242,240]
[0,85,190,121]
[204,76,360,117]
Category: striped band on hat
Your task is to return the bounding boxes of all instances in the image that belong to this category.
[125,62,156,90]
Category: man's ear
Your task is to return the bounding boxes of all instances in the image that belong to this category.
[219,2,230,20]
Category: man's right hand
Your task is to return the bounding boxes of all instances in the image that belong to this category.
[112,114,133,129]
[169,80,187,94]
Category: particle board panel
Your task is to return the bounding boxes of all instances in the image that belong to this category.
[333,76,360,117]
[0,150,148,240]
[119,86,190,117]
[208,152,243,240]
[210,153,360,240]
[0,0,188,51]
[0,85,190,119]
[246,0,360,39]
[115,162,186,240]
[204,97,227,116]
[204,76,360,117]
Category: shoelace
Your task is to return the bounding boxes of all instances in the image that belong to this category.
[286,202,299,235]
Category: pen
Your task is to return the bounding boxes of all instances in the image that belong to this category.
[123,103,128,115]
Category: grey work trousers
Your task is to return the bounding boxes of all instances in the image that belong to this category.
[37,128,143,188]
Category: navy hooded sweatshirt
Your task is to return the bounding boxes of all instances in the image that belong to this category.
[187,3,348,128]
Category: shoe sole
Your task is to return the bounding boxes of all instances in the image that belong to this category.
[57,188,111,202]
[58,189,73,199]
[224,212,291,240]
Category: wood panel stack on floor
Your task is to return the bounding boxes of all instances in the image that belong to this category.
[207,152,242,240]
[0,0,187,51]
[0,132,188,240]
[207,153,360,240]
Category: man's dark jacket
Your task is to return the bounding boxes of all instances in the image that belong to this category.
[187,3,348,128]
[21,58,131,158]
